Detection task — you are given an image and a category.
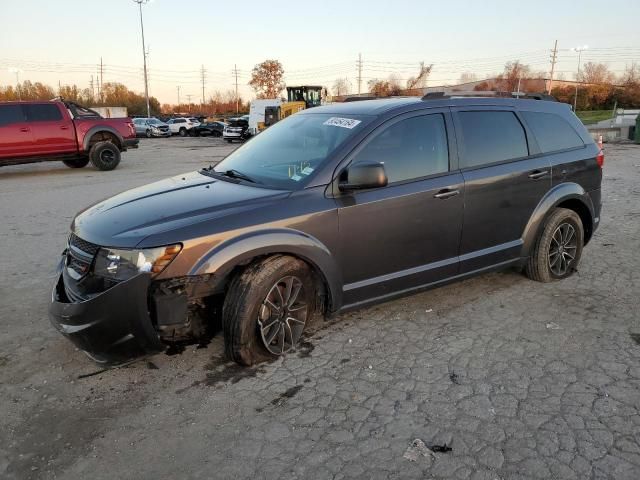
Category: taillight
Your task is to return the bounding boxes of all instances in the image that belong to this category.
[596,149,604,168]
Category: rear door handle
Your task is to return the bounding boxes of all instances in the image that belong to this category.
[528,170,549,179]
[60,125,70,130]
[19,127,30,132]
[434,189,460,199]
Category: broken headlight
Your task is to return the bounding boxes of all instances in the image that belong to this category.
[93,244,182,281]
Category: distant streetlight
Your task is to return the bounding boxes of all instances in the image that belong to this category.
[133,0,151,118]
[571,45,588,112]
[8,67,22,100]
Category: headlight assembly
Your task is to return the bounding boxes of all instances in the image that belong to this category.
[93,244,182,281]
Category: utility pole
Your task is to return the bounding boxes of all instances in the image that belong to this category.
[571,45,588,112]
[90,75,95,98]
[100,57,104,101]
[176,85,181,107]
[58,80,61,96]
[133,0,151,118]
[232,64,239,114]
[357,53,363,95]
[200,64,207,106]
[9,68,22,100]
[548,40,558,94]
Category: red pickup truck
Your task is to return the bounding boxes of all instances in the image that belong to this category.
[0,99,138,171]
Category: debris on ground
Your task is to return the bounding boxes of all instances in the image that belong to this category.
[403,439,435,461]
[546,322,561,330]
[429,443,453,453]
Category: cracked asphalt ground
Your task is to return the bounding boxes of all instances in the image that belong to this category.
[1,138,639,480]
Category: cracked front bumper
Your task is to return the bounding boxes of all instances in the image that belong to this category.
[49,272,164,365]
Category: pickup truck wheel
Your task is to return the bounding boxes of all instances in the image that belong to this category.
[223,255,315,366]
[525,208,584,282]
[225,139,232,143]
[63,157,90,168]
[89,141,121,171]
[179,127,187,137]
[145,129,152,138]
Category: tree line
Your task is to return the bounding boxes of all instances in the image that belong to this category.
[0,81,249,116]
[355,60,640,110]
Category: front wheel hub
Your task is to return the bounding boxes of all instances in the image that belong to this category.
[258,276,308,355]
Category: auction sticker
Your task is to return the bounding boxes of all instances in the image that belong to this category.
[323,117,361,129]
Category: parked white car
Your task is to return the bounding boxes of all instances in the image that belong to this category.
[166,118,196,136]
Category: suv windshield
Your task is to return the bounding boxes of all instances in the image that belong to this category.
[148,118,163,125]
[210,113,370,189]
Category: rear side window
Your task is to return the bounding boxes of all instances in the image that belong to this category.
[521,111,584,153]
[458,111,528,168]
[0,104,25,126]
[25,104,63,122]
[352,114,449,183]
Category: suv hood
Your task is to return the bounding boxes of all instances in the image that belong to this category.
[71,171,289,248]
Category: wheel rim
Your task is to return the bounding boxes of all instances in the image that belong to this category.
[146,130,152,138]
[548,222,577,276]
[100,149,116,164]
[258,276,308,355]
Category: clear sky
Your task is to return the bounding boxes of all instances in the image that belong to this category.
[1,0,639,104]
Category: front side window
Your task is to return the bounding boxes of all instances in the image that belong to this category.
[0,105,25,126]
[458,111,528,168]
[521,111,584,153]
[211,113,371,189]
[24,104,63,122]
[351,114,449,183]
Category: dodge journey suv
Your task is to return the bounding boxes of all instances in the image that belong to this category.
[49,94,603,366]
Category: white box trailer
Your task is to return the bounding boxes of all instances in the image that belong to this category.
[90,106,128,118]
[248,99,281,135]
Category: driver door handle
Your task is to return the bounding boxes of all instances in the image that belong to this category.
[434,189,460,199]
[528,170,549,179]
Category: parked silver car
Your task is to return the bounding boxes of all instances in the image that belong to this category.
[132,118,171,138]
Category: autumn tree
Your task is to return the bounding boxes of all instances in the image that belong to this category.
[496,61,532,91]
[368,75,402,97]
[249,59,285,99]
[332,78,350,96]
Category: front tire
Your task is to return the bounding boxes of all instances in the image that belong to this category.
[63,157,89,168]
[525,208,584,282]
[145,129,152,138]
[222,256,315,366]
[89,141,121,171]
[179,127,187,137]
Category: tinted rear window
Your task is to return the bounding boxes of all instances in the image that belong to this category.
[25,104,63,122]
[458,111,528,168]
[521,111,584,153]
[0,104,25,126]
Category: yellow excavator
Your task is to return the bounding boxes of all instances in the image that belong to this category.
[251,86,325,133]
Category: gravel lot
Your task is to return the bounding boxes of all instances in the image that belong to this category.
[1,138,639,480]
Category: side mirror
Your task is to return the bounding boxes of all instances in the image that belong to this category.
[339,162,388,192]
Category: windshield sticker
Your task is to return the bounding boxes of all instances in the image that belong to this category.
[323,117,361,129]
[301,166,314,175]
[291,174,303,181]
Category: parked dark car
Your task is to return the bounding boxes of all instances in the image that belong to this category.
[193,121,227,137]
[49,95,602,367]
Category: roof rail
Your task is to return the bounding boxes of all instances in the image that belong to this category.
[422,91,557,102]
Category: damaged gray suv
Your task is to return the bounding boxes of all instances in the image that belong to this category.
[50,94,603,366]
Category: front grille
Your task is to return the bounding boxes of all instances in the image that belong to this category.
[69,233,99,256]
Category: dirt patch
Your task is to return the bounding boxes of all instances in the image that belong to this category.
[297,340,315,358]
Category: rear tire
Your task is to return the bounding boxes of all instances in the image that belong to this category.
[63,157,89,169]
[89,141,121,171]
[222,255,315,366]
[525,208,584,282]
[225,139,232,143]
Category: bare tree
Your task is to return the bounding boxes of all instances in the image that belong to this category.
[579,62,615,84]
[406,63,433,90]
[458,72,477,84]
[496,61,532,91]
[332,78,350,96]
[249,59,285,99]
